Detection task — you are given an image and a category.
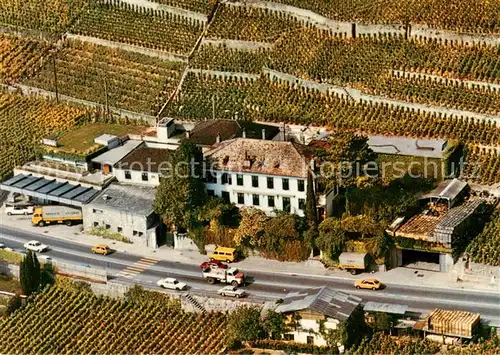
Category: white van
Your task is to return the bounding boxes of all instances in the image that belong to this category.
[4,204,34,216]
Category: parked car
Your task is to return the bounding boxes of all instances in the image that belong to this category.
[209,246,237,263]
[23,240,49,253]
[200,260,229,270]
[157,278,187,291]
[355,278,382,290]
[91,244,111,256]
[218,286,246,298]
[5,204,34,216]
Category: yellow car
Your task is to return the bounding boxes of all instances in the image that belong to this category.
[91,244,111,256]
[355,278,382,290]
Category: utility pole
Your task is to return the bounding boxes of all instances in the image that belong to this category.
[212,95,215,121]
[52,56,59,103]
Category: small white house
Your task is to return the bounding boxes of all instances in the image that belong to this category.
[274,286,362,347]
[203,138,311,216]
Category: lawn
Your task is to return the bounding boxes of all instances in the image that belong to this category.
[0,274,22,294]
[0,250,22,264]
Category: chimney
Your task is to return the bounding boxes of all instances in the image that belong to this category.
[261,128,266,140]
[216,134,221,143]
[242,128,246,138]
[186,130,191,138]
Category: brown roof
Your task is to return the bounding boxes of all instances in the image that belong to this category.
[116,147,172,173]
[395,214,444,240]
[204,138,312,178]
[187,120,241,146]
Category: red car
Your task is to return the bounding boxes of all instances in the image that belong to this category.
[200,260,228,270]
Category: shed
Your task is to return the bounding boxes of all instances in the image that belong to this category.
[421,309,480,339]
[420,179,468,207]
[363,302,409,316]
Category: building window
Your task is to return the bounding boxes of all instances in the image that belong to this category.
[138,232,143,237]
[268,196,275,208]
[92,209,103,214]
[237,174,243,186]
[252,175,259,188]
[206,171,217,184]
[237,193,245,204]
[282,178,289,191]
[93,222,99,227]
[298,179,305,192]
[284,334,294,341]
[283,197,291,213]
[221,173,232,185]
[298,198,305,210]
[207,189,215,197]
[222,191,230,203]
[124,170,131,180]
[105,224,111,230]
[307,336,314,345]
[267,177,274,189]
[252,194,260,206]
[117,227,123,233]
[142,172,149,181]
[133,230,138,236]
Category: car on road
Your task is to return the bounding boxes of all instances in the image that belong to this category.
[157,278,187,291]
[91,244,111,256]
[0,243,5,249]
[200,260,229,270]
[355,278,382,290]
[23,240,49,253]
[5,204,34,216]
[218,286,246,298]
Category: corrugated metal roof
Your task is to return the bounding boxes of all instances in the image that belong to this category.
[275,287,362,321]
[364,302,409,315]
[421,179,468,201]
[0,174,99,207]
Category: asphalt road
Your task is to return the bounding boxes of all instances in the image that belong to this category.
[1,225,499,325]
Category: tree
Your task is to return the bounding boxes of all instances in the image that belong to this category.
[263,311,288,340]
[317,217,346,259]
[19,250,40,296]
[305,172,318,228]
[6,294,22,315]
[153,141,206,230]
[233,207,268,247]
[226,306,265,347]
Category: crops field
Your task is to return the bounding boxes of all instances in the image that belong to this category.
[0,284,228,354]
[0,93,87,180]
[73,2,204,55]
[150,0,213,14]
[25,39,185,115]
[466,212,500,266]
[462,147,500,186]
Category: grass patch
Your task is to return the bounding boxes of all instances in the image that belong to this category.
[0,249,22,264]
[54,123,148,154]
[89,227,131,243]
[0,275,22,294]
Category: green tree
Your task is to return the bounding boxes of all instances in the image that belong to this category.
[305,172,318,228]
[19,250,40,296]
[263,310,288,340]
[317,217,346,259]
[154,141,206,230]
[6,294,22,315]
[226,306,265,347]
[234,207,268,247]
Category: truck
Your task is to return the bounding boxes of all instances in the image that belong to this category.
[32,206,83,227]
[202,267,245,286]
[338,252,368,275]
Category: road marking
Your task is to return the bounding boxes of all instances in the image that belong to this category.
[116,257,160,279]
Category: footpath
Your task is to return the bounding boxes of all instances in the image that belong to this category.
[1,214,499,295]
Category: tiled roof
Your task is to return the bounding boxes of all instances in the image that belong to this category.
[115,147,172,173]
[275,286,362,321]
[204,138,312,178]
[187,120,241,146]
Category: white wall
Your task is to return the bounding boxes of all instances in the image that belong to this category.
[284,317,339,347]
[114,168,160,187]
[204,171,307,216]
[83,205,158,248]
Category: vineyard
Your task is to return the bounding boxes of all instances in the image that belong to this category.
[0,0,87,34]
[462,147,500,185]
[73,1,204,56]
[0,93,87,181]
[0,33,52,84]
[149,0,213,14]
[0,284,228,354]
[168,73,500,146]
[271,0,500,34]
[466,212,500,266]
[25,39,185,115]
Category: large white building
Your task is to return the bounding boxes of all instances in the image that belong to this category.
[203,138,312,216]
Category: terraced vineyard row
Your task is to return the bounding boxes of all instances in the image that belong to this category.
[26,40,185,116]
[73,1,204,55]
[0,33,53,84]
[167,73,500,146]
[0,285,228,354]
[0,93,87,181]
[0,0,87,34]
[191,44,269,73]
[271,0,500,34]
[461,147,500,186]
[150,0,213,14]
[466,212,500,266]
